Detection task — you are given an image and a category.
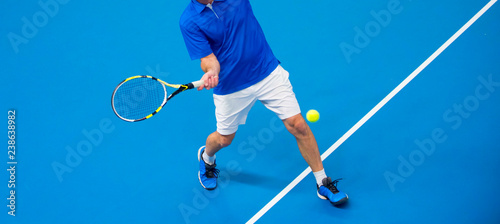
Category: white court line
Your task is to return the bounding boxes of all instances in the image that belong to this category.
[247,0,497,223]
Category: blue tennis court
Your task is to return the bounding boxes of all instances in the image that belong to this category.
[1,0,500,223]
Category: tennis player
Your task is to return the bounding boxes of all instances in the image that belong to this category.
[180,0,348,205]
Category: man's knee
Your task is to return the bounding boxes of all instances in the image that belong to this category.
[218,133,236,148]
[284,115,309,136]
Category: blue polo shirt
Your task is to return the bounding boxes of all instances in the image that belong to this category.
[180,0,279,95]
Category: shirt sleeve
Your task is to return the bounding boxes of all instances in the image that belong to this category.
[180,21,213,60]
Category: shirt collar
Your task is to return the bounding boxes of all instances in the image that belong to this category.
[191,0,226,14]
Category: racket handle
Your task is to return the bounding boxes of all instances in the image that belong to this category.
[191,80,205,88]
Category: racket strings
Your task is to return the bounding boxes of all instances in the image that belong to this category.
[113,78,166,120]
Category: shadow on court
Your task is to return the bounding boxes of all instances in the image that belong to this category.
[228,170,292,190]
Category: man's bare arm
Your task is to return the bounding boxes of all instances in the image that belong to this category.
[199,53,220,90]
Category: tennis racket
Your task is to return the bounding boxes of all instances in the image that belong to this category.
[111,75,204,122]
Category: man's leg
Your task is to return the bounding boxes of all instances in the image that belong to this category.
[282,114,323,172]
[199,88,256,190]
[283,113,348,205]
[255,65,348,205]
[205,131,236,157]
[198,131,236,190]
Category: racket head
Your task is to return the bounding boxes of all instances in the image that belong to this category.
[111,76,167,122]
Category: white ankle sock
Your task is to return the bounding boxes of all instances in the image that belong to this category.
[313,169,327,186]
[202,151,216,165]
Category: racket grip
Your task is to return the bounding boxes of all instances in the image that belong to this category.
[191,80,205,88]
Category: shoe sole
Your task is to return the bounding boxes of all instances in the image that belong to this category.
[198,146,216,191]
[317,191,349,206]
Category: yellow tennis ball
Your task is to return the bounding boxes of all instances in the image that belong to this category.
[306,109,320,123]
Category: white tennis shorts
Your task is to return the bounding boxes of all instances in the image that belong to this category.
[214,65,301,135]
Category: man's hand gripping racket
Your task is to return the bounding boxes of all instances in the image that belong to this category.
[198,70,218,90]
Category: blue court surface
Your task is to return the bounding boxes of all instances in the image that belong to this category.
[1,0,500,223]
